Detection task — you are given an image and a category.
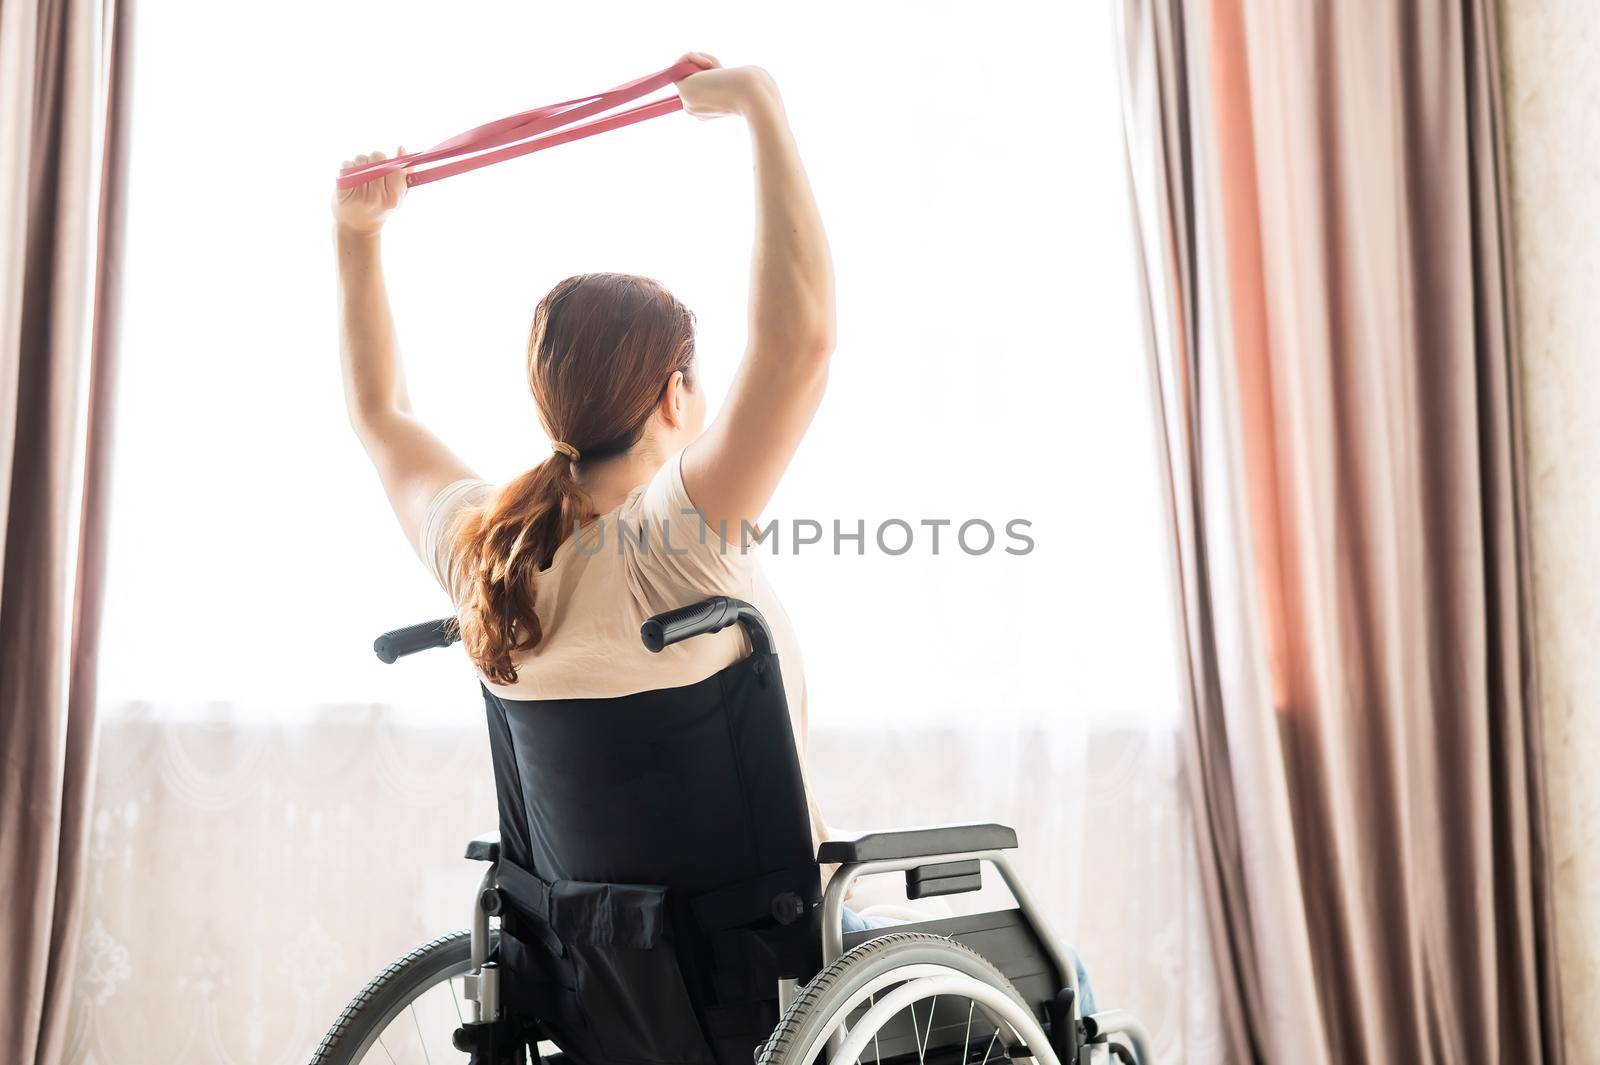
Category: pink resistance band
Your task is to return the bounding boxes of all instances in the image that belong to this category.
[335,59,702,190]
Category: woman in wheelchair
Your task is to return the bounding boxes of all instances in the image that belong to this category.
[322,54,1150,1065]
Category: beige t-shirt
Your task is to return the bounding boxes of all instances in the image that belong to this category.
[419,453,827,846]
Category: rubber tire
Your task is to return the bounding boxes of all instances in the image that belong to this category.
[757,932,1033,1065]
[310,928,495,1065]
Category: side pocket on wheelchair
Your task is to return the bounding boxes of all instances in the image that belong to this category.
[497,860,715,1065]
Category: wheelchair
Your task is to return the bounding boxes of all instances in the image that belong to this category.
[311,597,1153,1065]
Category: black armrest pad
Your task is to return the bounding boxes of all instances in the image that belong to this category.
[465,830,501,862]
[817,823,1017,864]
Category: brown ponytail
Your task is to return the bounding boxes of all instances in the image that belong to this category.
[450,273,697,683]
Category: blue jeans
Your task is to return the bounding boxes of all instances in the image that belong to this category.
[840,908,1097,1016]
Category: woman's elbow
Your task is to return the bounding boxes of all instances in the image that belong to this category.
[795,326,836,368]
[346,402,397,449]
[777,336,833,389]
[751,326,834,377]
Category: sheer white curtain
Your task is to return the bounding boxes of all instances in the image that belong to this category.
[73,1,1218,1061]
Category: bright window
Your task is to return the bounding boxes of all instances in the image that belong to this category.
[99,0,1179,728]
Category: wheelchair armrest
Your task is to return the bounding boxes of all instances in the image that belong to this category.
[465,830,501,863]
[816,823,1017,864]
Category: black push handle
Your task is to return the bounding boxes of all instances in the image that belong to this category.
[640,596,774,655]
[374,618,458,664]
[640,596,742,652]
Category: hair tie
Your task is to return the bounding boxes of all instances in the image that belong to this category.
[551,440,580,463]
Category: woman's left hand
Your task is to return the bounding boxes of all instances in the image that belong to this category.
[334,149,407,236]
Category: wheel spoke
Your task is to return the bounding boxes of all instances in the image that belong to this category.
[859,992,882,1065]
[377,1031,399,1065]
[978,1027,1000,1065]
[411,1001,433,1064]
[963,1002,975,1062]
[872,994,882,1065]
[916,996,938,1064]
[449,976,465,1027]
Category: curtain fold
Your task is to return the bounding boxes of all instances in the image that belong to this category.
[1115,0,1562,1060]
[0,0,132,1062]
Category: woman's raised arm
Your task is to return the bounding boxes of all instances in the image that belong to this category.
[675,58,837,539]
[333,150,476,553]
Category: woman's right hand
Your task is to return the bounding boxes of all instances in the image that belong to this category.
[674,53,778,119]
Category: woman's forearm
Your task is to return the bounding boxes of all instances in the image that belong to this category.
[331,152,476,550]
[336,225,412,434]
[743,77,835,364]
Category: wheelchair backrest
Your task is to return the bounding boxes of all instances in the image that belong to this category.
[480,647,821,1065]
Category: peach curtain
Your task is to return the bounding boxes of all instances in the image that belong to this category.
[1115,0,1562,1060]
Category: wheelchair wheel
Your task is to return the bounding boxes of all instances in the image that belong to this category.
[311,928,495,1065]
[758,932,1054,1065]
